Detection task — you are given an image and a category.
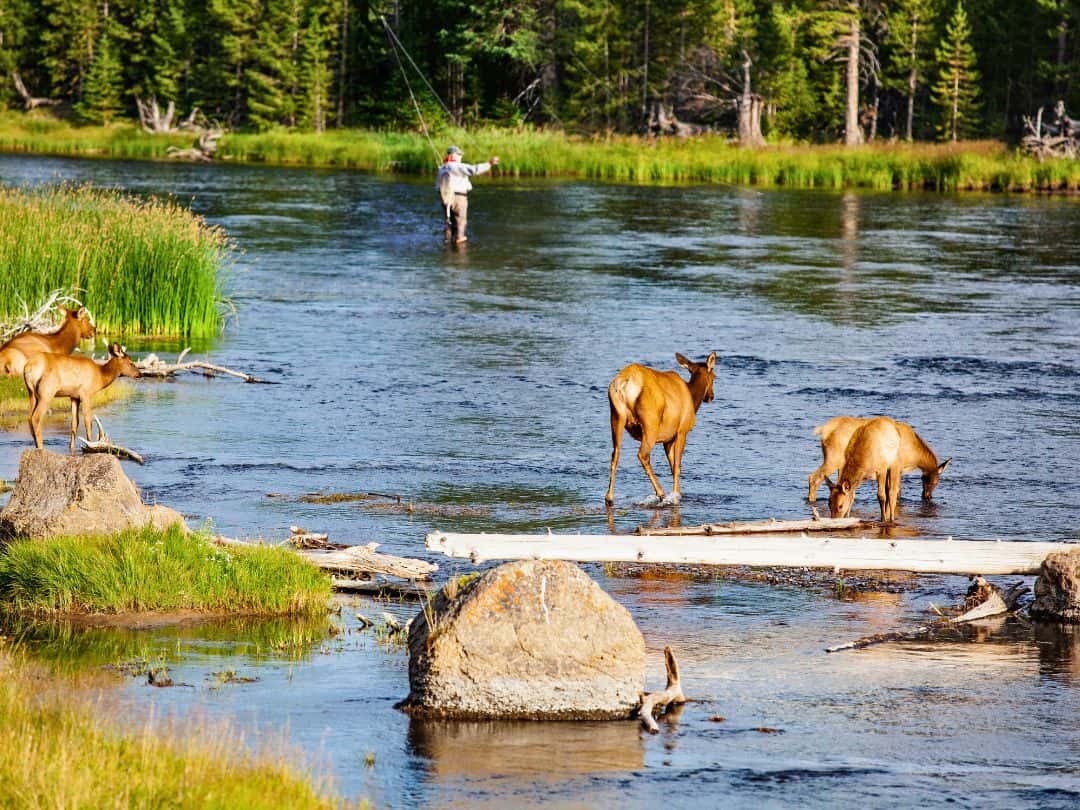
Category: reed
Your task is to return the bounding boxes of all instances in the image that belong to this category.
[0,651,346,809]
[0,111,1077,192]
[0,183,229,338]
[0,524,332,617]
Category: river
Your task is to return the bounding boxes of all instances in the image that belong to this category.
[1,154,1079,807]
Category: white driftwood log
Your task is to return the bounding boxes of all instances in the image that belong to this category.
[638,647,686,733]
[639,516,871,536]
[136,349,270,383]
[425,531,1078,576]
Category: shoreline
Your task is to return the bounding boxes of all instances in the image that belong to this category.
[2,113,1078,194]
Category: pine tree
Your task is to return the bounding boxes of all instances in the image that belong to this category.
[75,28,125,123]
[931,0,980,141]
[882,0,939,140]
[298,4,334,131]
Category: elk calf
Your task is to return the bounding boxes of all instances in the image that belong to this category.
[0,306,96,376]
[23,343,141,453]
[825,416,903,523]
[606,352,716,506]
[808,416,952,503]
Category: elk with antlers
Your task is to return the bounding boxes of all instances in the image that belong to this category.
[0,306,97,377]
[605,352,717,506]
[808,415,951,503]
[823,416,904,523]
[23,344,141,452]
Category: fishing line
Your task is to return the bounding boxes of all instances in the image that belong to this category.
[380,15,455,168]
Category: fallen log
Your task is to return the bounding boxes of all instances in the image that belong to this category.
[425,531,1078,576]
[214,534,437,582]
[136,349,272,384]
[638,515,872,536]
[77,417,144,464]
[331,577,435,599]
[638,646,686,733]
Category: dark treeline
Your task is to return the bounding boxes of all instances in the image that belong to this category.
[0,0,1076,142]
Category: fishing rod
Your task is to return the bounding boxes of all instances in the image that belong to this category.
[380,15,451,170]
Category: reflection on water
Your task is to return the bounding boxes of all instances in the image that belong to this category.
[0,154,1078,805]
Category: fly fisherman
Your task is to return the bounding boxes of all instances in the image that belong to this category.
[436,146,499,244]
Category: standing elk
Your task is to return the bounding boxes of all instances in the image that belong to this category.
[606,352,717,506]
[23,343,141,452]
[808,415,951,503]
[823,416,904,523]
[0,306,96,376]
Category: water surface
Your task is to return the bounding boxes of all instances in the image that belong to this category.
[1,155,1078,806]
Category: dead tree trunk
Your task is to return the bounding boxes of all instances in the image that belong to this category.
[736,51,765,147]
[844,13,863,146]
[12,72,60,111]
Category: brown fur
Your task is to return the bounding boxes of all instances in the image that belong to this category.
[825,416,903,523]
[23,343,140,452]
[0,307,96,376]
[605,352,716,506]
[808,415,951,503]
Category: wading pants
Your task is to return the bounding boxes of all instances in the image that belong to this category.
[445,193,468,243]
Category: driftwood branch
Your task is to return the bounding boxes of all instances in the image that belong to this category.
[136,350,272,384]
[638,647,686,733]
[77,416,144,464]
[825,577,1030,653]
[12,71,60,110]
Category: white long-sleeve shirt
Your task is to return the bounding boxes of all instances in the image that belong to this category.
[436,160,492,195]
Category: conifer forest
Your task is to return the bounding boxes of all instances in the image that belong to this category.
[0,0,1076,142]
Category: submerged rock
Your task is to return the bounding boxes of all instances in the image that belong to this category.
[1031,549,1080,623]
[401,559,645,719]
[0,449,185,541]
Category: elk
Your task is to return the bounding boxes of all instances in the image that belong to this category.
[808,415,952,503]
[0,306,96,376]
[606,352,717,506]
[823,416,904,523]
[23,343,141,453]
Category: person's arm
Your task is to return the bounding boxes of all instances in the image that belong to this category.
[462,156,500,176]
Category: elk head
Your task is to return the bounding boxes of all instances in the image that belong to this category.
[108,343,142,379]
[824,476,854,518]
[675,351,717,408]
[920,458,952,501]
[65,306,97,340]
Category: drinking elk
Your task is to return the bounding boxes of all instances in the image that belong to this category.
[823,416,904,523]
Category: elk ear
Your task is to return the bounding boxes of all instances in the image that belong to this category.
[108,343,122,357]
[840,480,851,494]
[75,306,85,317]
[937,457,952,474]
[705,352,716,371]
[675,353,691,370]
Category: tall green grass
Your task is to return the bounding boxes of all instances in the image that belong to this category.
[0,524,331,616]
[1,110,1077,191]
[0,183,229,337]
[0,651,347,809]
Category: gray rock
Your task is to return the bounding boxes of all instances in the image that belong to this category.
[401,559,645,719]
[0,449,185,541]
[1032,548,1080,623]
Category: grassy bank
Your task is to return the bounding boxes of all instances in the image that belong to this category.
[0,181,230,338]
[0,374,132,430]
[1,111,1078,192]
[0,650,344,809]
[0,524,331,617]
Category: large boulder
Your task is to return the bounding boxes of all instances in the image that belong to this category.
[0,449,185,541]
[401,559,645,719]
[1031,549,1080,623]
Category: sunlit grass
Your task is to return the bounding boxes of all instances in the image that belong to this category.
[0,651,347,809]
[0,524,332,617]
[0,182,230,337]
[0,111,1076,192]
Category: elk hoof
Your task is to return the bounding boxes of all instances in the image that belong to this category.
[662,492,681,506]
[638,494,663,508]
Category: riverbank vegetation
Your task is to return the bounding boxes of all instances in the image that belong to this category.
[0,650,343,809]
[0,524,331,617]
[0,184,229,337]
[1,113,1078,191]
